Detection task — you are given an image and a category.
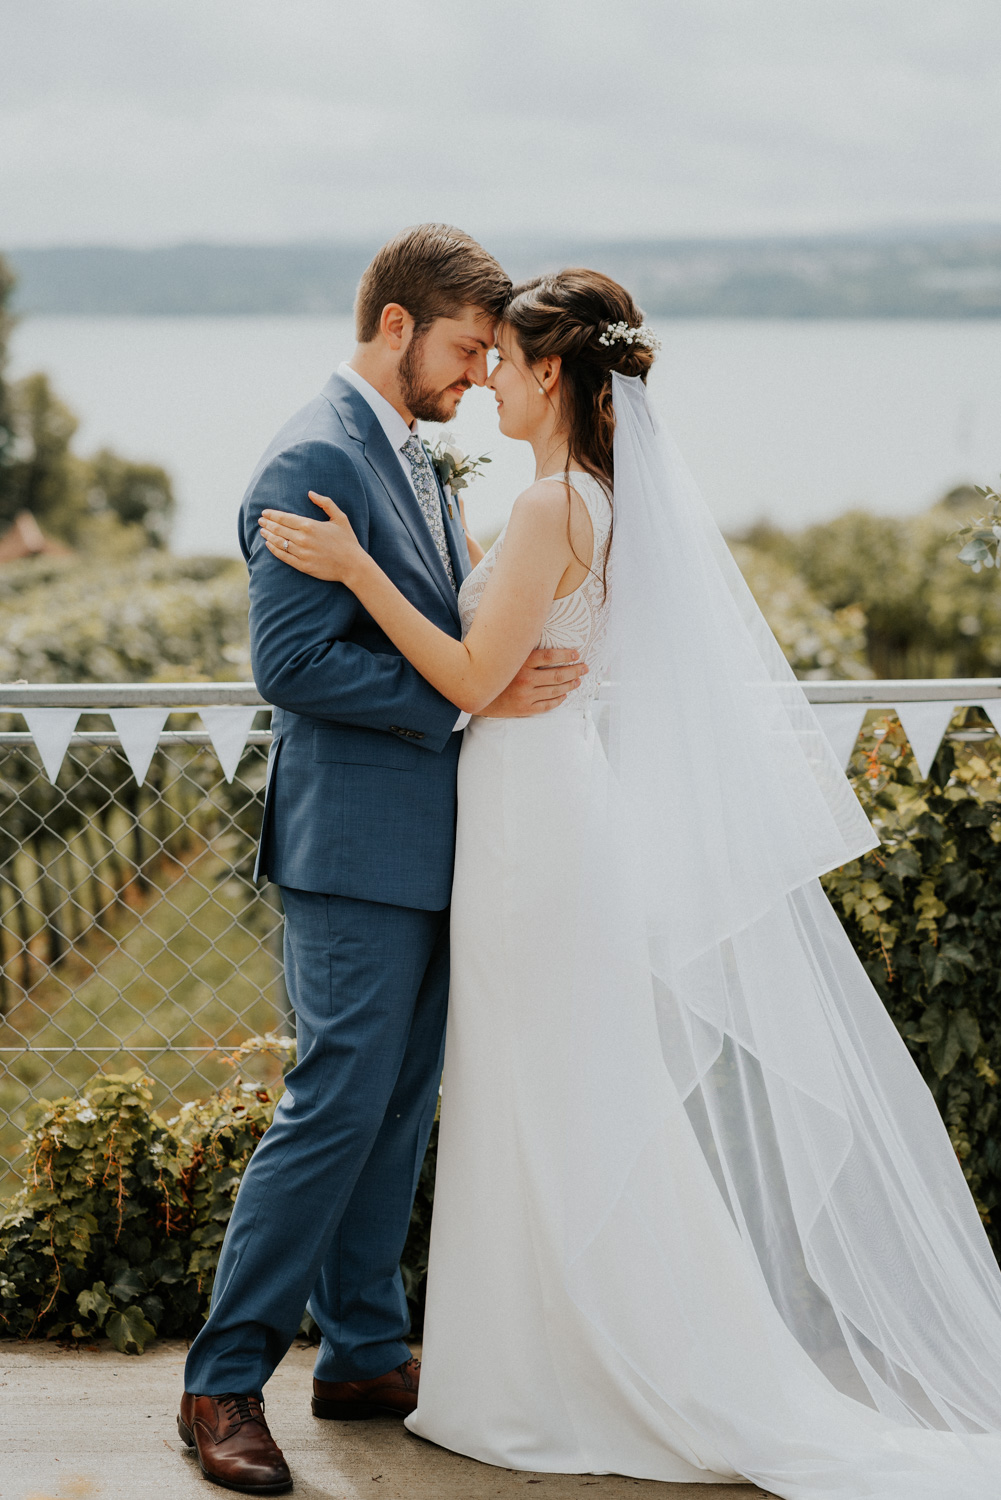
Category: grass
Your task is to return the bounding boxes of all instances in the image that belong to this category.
[0,846,288,1191]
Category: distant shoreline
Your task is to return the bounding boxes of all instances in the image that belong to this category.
[13,310,1001,323]
[6,230,1001,319]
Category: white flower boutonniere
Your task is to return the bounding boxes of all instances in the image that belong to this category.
[429,433,491,515]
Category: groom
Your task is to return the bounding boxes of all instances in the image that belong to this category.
[179,224,586,1492]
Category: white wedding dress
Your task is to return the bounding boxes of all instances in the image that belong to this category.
[406,428,1001,1496]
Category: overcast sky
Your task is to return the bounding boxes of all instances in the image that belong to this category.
[3,0,1000,247]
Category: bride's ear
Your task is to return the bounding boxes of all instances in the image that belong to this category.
[537,355,561,396]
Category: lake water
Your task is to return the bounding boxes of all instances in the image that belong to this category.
[9,315,1000,556]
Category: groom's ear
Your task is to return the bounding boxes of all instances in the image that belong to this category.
[379,303,415,353]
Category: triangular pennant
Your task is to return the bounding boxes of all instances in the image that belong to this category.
[813,703,869,769]
[23,708,80,784]
[199,706,259,783]
[982,701,1001,741]
[893,701,957,780]
[110,708,169,786]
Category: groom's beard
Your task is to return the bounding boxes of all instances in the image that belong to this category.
[400,334,470,423]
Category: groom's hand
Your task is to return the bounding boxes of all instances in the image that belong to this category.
[477,648,588,718]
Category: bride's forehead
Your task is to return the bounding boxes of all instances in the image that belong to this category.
[495,324,518,356]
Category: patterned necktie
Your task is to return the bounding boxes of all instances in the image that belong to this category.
[400,434,457,591]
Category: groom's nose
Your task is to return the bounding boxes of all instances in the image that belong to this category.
[466,349,489,386]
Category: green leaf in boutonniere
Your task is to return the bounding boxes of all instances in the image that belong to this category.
[428,434,491,496]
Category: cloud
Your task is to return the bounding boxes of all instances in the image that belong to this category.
[2,0,1000,244]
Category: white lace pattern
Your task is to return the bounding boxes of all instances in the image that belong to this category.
[458,472,612,711]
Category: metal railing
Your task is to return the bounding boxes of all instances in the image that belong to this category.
[1,677,999,1188]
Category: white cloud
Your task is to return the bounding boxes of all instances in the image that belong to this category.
[2,0,999,244]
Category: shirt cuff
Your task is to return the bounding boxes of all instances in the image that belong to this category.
[453,710,472,732]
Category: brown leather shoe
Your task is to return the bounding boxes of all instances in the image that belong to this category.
[311,1356,420,1420]
[178,1392,292,1493]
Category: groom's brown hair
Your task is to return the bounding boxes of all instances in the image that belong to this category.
[355,223,510,342]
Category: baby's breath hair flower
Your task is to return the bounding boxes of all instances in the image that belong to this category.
[597,319,662,353]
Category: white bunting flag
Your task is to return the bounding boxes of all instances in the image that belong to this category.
[23,709,81,784]
[199,706,259,783]
[813,703,869,769]
[893,701,957,780]
[110,708,169,786]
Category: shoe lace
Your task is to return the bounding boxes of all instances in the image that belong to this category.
[215,1393,265,1430]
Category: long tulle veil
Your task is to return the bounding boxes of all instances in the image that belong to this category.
[562,372,1001,1441]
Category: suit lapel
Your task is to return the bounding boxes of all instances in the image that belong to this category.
[323,375,461,623]
[365,426,462,621]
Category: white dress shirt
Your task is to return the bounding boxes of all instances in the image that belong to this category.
[337,362,471,732]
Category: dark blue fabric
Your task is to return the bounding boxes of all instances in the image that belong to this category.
[183,887,449,1395]
[183,378,471,1395]
[241,372,472,910]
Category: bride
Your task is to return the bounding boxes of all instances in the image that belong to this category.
[259,269,1001,1498]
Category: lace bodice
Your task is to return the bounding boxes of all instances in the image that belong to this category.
[458,472,612,712]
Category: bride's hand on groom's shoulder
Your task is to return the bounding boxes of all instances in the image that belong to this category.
[477,648,587,718]
[259,494,365,586]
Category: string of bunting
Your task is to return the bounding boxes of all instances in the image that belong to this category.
[813,699,1001,778]
[12,698,1001,788]
[15,705,262,787]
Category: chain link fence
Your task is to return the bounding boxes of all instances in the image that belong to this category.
[0,685,284,1190]
[2,677,1000,1193]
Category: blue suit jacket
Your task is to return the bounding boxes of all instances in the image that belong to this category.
[239,373,471,911]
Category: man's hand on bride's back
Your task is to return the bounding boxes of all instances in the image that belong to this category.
[477,649,587,718]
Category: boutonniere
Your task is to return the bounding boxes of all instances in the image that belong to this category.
[428,434,491,517]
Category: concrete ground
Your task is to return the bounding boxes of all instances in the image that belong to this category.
[0,1340,775,1500]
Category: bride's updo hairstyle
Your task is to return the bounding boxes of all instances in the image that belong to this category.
[501,268,656,490]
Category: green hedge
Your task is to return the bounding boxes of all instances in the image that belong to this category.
[822,712,1001,1240]
[0,1038,436,1352]
[2,712,999,1349]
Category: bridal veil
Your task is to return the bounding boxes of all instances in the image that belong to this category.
[563,372,1001,1442]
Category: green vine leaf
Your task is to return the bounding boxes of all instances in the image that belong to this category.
[953,1009,983,1061]
[109,1266,147,1303]
[76,1281,113,1325]
[106,1304,156,1355]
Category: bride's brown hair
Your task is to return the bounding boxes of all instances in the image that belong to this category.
[500,268,656,493]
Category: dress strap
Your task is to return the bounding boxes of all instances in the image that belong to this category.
[536,471,612,527]
[537,471,594,483]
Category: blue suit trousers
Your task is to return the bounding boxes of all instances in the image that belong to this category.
[183,887,449,1396]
